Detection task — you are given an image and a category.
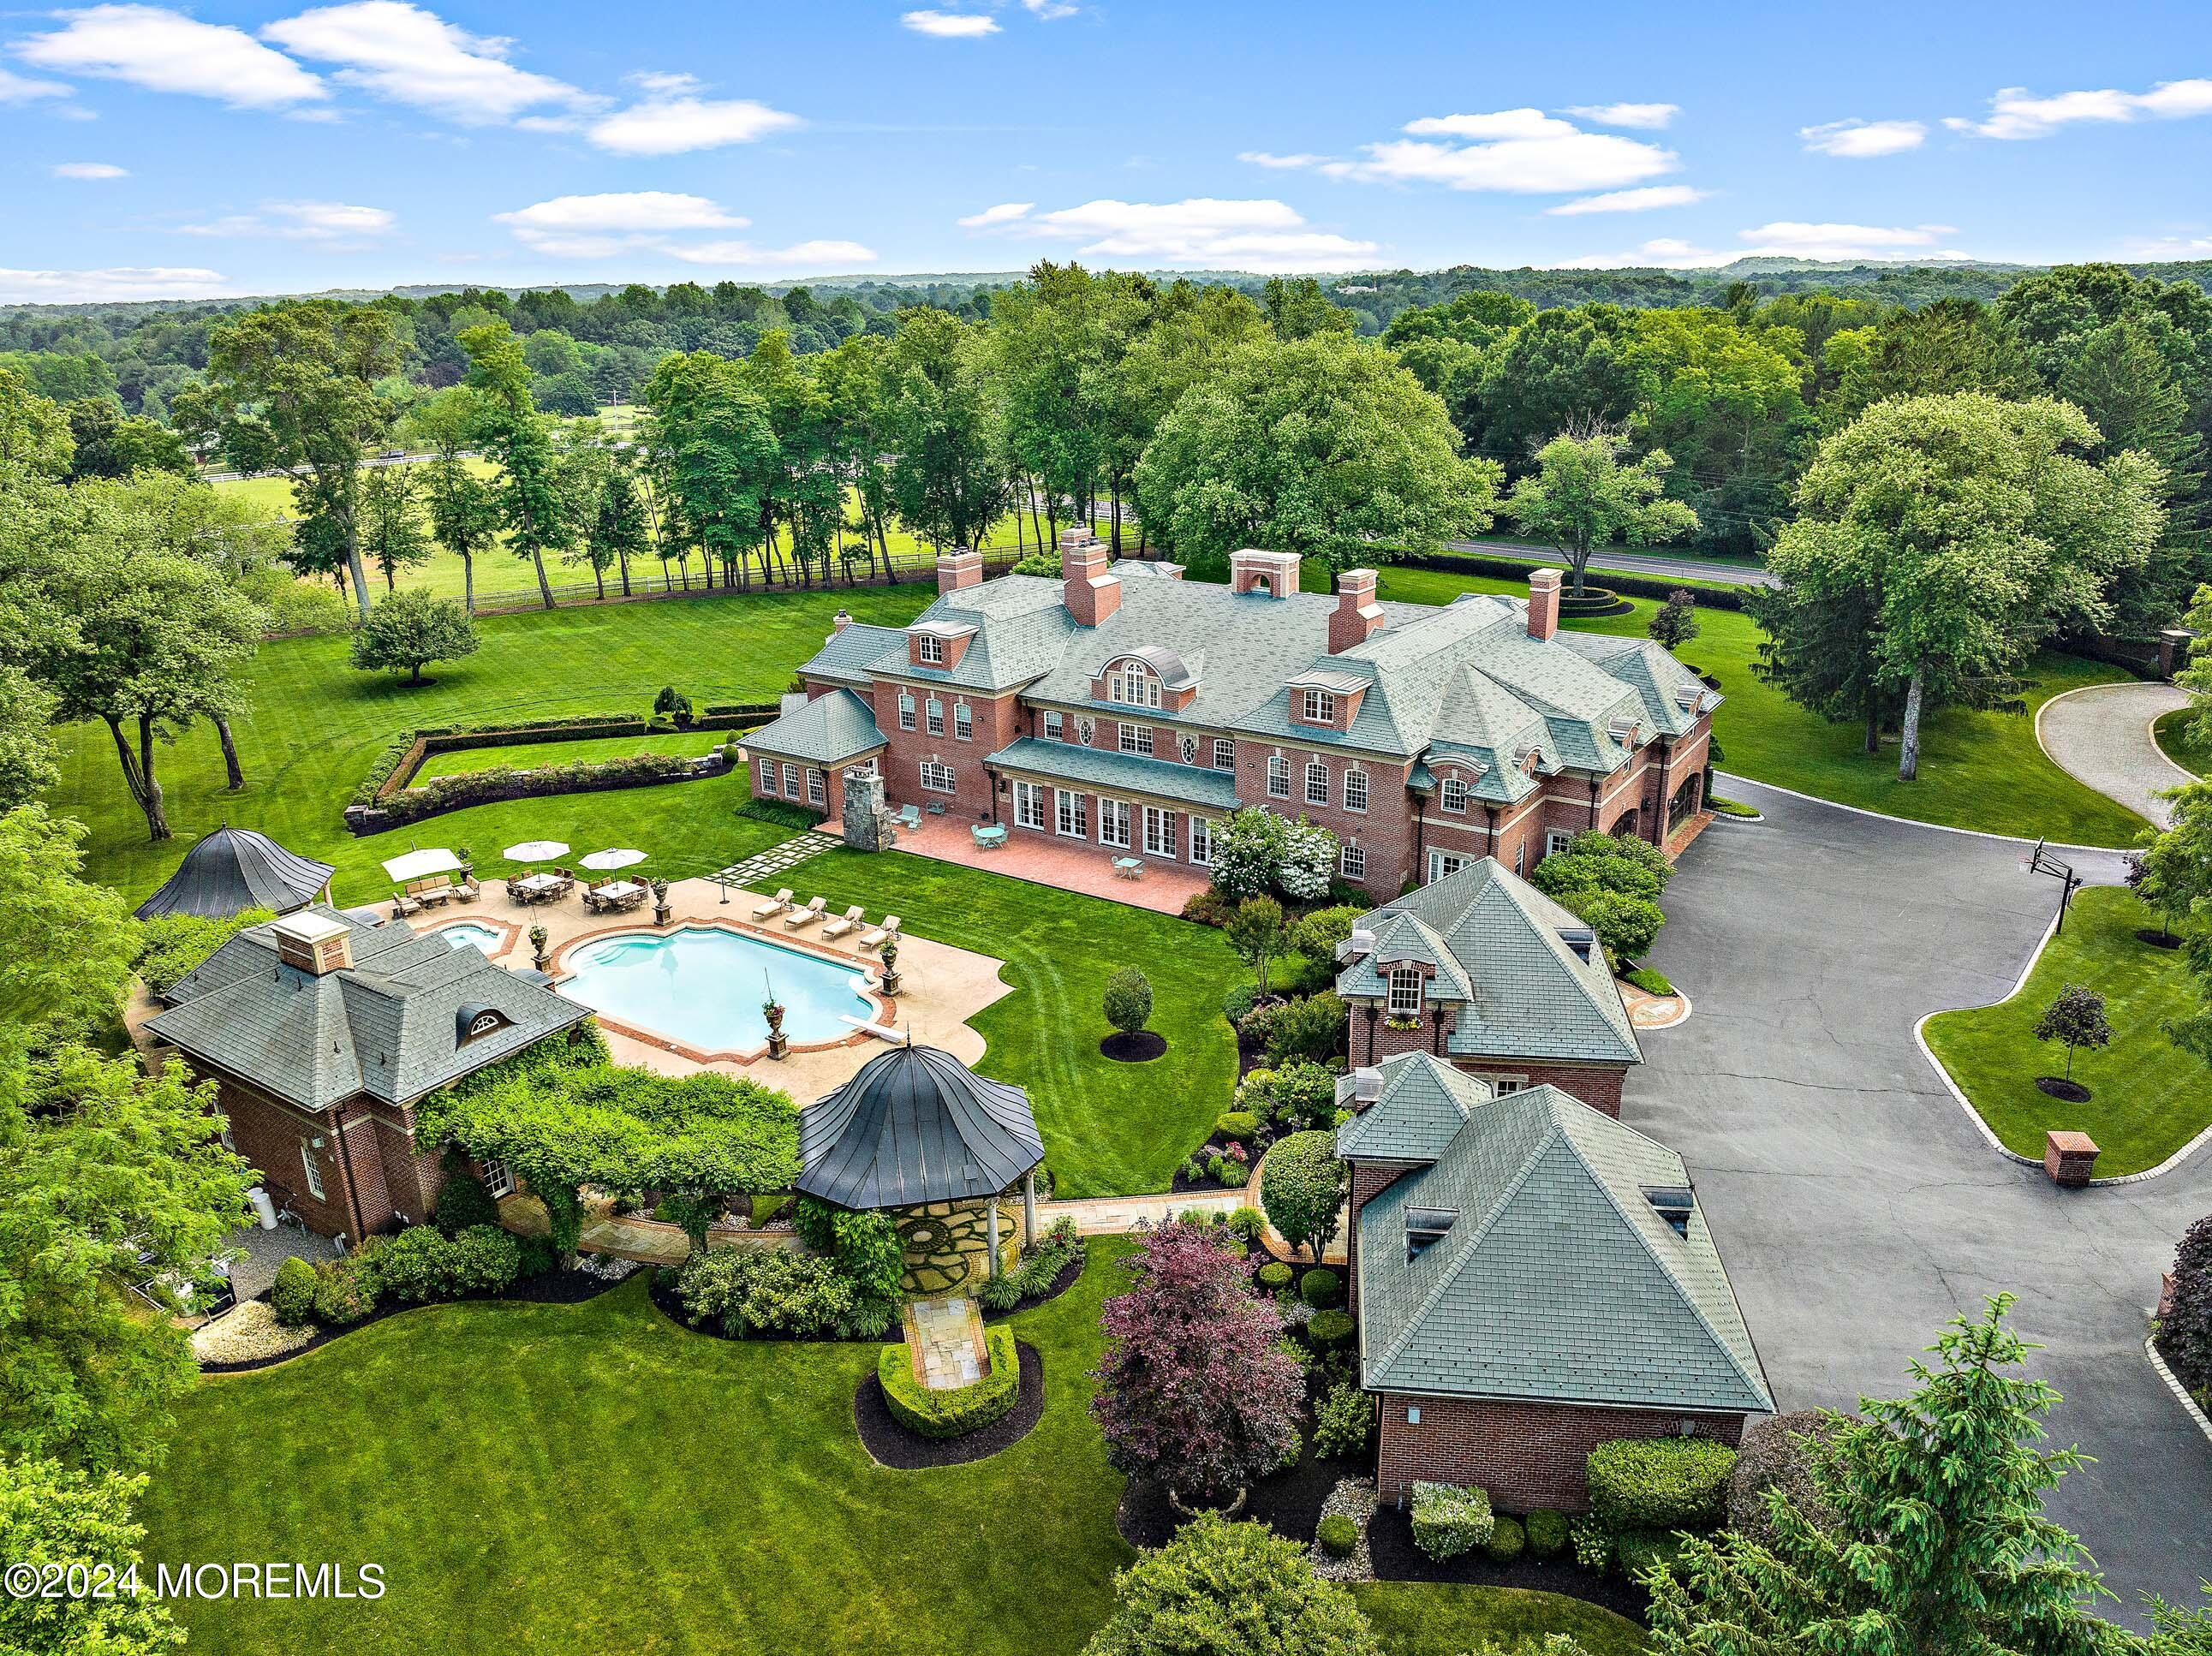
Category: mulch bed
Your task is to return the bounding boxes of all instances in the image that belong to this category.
[2035,1076,2092,1102]
[978,1253,1084,1321]
[2137,929,2184,950]
[1117,1415,1344,1549]
[1100,1030,1169,1063]
[853,1341,1045,1468]
[1364,1504,1649,1621]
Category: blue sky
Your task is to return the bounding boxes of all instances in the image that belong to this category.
[3,0,2209,302]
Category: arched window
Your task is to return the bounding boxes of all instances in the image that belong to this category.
[1106,660,1162,709]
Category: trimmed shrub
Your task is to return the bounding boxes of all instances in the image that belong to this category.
[1261,992,1348,1066]
[1103,967,1154,1036]
[1261,1130,1350,1261]
[373,1223,521,1304]
[1221,980,1260,1025]
[1236,1063,1339,1133]
[311,1257,377,1325]
[1570,1516,1612,1573]
[1312,1382,1373,1459]
[1410,1480,1494,1561]
[1299,1268,1341,1309]
[1184,888,1237,930]
[432,1168,500,1236]
[1289,904,1362,965]
[2158,1213,2212,1393]
[877,1325,1021,1438]
[1305,1309,1355,1348]
[514,1235,558,1279]
[1613,1528,1689,1582]
[1524,1509,1569,1560]
[1482,1515,1526,1564]
[676,1247,861,1339]
[1316,1514,1359,1559]
[1256,1261,1294,1293]
[269,1257,318,1326]
[1585,1436,1736,1535]
[1214,1111,1262,1143]
[1623,966,1674,998]
[1726,1409,1846,1546]
[1226,1206,1267,1245]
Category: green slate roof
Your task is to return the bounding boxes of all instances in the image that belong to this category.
[985,737,1243,812]
[742,688,886,765]
[1335,1051,1494,1163]
[1356,1084,1773,1415]
[804,621,909,686]
[1337,857,1640,1067]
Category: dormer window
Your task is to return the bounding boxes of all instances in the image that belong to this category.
[916,634,945,664]
[1643,1185,1695,1238]
[1440,776,1468,813]
[1386,966,1422,1017]
[1106,660,1162,709]
[1301,688,1336,724]
[456,1004,512,1046]
[1608,716,1638,746]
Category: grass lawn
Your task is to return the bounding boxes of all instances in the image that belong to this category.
[2154,706,2212,777]
[411,728,730,782]
[1922,886,2212,1175]
[134,1244,1625,1656]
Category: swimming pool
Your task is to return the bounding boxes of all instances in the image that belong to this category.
[557,926,873,1054]
[432,920,504,955]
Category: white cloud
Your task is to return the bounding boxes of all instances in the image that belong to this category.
[1328,108,1676,194]
[981,197,1379,271]
[582,74,801,155]
[1547,184,1708,215]
[1736,221,1969,260]
[262,1,591,124]
[1237,151,1329,170]
[957,201,1035,228]
[1021,0,1078,16]
[901,9,999,36]
[1565,102,1679,129]
[17,5,327,110]
[0,265,230,302]
[1558,238,1726,269]
[665,239,879,269]
[492,192,865,268]
[1800,118,1926,158]
[0,63,75,103]
[180,200,396,240]
[1947,79,2212,140]
[52,160,128,179]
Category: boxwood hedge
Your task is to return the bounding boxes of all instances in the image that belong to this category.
[1586,1436,1736,1534]
[877,1324,1021,1439]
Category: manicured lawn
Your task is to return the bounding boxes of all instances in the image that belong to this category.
[2154,706,2211,777]
[412,728,730,782]
[1355,1582,1648,1656]
[1922,886,2212,1175]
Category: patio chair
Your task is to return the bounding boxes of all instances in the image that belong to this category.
[860,914,901,951]
[751,888,794,921]
[582,879,611,913]
[1112,856,1146,881]
[893,804,922,831]
[454,875,479,902]
[784,896,828,929]
[821,904,865,940]
[391,889,420,917]
[970,823,1007,851]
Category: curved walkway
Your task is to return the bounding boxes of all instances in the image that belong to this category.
[2035,682,2192,831]
[1637,777,2205,1626]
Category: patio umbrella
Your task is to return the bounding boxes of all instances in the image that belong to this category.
[581,849,646,871]
[380,846,460,882]
[503,840,570,862]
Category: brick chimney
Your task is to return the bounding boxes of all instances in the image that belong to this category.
[1330,568,1385,653]
[832,609,853,634]
[937,546,983,595]
[1062,527,1121,627]
[1526,569,1562,642]
[272,910,352,975]
[1231,548,1301,599]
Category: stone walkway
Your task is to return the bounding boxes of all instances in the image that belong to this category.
[903,1296,987,1389]
[2034,682,2193,831]
[709,833,836,887]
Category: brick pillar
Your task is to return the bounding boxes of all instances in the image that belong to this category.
[2043,1131,2099,1186]
[1527,569,1562,641]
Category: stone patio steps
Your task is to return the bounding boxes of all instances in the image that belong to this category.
[710,834,836,887]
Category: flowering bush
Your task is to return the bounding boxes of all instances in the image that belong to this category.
[1410,1480,1495,1560]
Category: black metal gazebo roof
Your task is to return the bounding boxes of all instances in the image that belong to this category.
[133,825,335,922]
[796,1043,1044,1211]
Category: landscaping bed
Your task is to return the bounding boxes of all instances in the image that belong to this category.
[854,1339,1046,1468]
[1364,1504,1649,1621]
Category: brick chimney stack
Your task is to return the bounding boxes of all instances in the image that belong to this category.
[1230,548,1301,599]
[1329,568,1385,653]
[832,609,853,634]
[1061,527,1121,627]
[1526,569,1562,642]
[937,547,983,595]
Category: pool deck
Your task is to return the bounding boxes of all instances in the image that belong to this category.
[410,877,1014,1100]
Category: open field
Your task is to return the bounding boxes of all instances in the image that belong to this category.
[411,728,730,782]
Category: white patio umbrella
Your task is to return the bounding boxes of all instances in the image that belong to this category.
[380,846,460,882]
[503,840,570,862]
[580,849,647,872]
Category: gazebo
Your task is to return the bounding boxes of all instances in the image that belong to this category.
[133,825,336,922]
[797,1043,1045,1293]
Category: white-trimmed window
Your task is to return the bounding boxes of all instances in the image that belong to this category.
[1515,841,1525,875]
[1386,966,1422,1017]
[782,761,801,799]
[919,759,957,793]
[926,697,945,736]
[1486,1075,1529,1095]
[1305,759,1330,807]
[1343,768,1368,813]
[301,1141,325,1202]
[954,702,973,742]
[1267,754,1291,798]
[1015,779,1047,829]
[1440,776,1468,813]
[1213,738,1236,772]
[1341,843,1366,881]
[1143,806,1177,859]
[1056,789,1088,838]
[916,634,945,664]
[482,1157,515,1199]
[1428,850,1470,884]
[897,693,915,731]
[1107,660,1163,709]
[1119,722,1154,756]
[1545,829,1573,859]
[1043,709,1064,741]
[806,768,825,807]
[1099,797,1133,849]
[1189,816,1214,867]
[1301,688,1337,724]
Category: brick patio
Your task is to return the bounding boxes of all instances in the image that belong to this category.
[881,813,1211,917]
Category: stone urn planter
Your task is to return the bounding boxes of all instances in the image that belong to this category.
[652,879,672,928]
[763,998,788,1060]
[528,923,550,974]
[879,937,902,998]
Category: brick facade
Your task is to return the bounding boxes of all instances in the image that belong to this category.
[211,1076,445,1242]
[1349,1004,1628,1117]
[1374,1395,1749,1511]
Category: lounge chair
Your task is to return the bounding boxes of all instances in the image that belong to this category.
[860,914,901,951]
[784,896,827,929]
[454,876,479,902]
[751,888,794,921]
[821,904,865,940]
[391,889,420,918]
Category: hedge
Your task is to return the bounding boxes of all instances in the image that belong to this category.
[1410,1480,1494,1560]
[1586,1436,1736,1534]
[1524,1509,1569,1559]
[350,706,772,808]
[359,753,707,831]
[1397,548,1754,612]
[877,1325,1021,1439]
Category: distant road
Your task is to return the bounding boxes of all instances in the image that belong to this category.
[200,450,462,483]
[1444,537,1779,589]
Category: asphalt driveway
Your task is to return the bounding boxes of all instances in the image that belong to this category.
[2036,682,2195,831]
[1631,779,2209,1625]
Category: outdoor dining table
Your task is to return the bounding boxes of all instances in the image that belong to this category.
[511,872,564,902]
[597,879,647,905]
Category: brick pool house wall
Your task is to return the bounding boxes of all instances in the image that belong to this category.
[1373,1396,1749,1511]
[208,1077,439,1241]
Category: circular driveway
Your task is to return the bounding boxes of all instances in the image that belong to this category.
[1631,779,2208,1625]
[2036,682,2193,831]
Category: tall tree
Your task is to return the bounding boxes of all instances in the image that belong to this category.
[0,805,134,1053]
[0,1458,182,1655]
[0,362,75,480]
[184,300,403,623]
[642,350,781,586]
[458,321,572,610]
[403,386,501,615]
[358,463,432,591]
[880,308,1010,552]
[0,668,58,816]
[742,331,842,585]
[1824,297,2039,429]
[1470,304,1637,468]
[1504,427,1700,598]
[63,396,193,481]
[815,332,897,581]
[1261,276,1356,341]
